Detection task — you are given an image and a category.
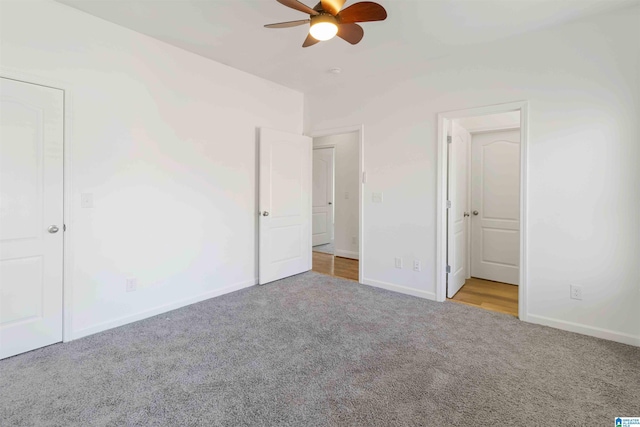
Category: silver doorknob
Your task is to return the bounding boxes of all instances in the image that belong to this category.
[48,225,59,233]
[463,212,470,217]
[262,211,269,217]
[473,210,479,216]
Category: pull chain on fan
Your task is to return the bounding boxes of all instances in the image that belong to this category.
[264,0,387,47]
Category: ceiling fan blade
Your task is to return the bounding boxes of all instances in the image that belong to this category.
[302,33,321,47]
[338,1,387,23]
[264,19,310,28]
[337,23,364,45]
[277,0,319,16]
[320,0,346,15]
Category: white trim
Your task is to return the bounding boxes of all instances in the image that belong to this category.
[307,125,364,284]
[1,67,76,343]
[335,250,359,260]
[527,314,640,347]
[72,278,258,340]
[362,278,437,301]
[436,101,529,322]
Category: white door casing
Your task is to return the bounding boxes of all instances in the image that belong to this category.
[471,130,520,285]
[312,147,334,247]
[447,121,471,298]
[0,78,64,359]
[259,128,312,285]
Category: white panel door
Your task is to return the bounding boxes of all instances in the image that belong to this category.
[471,130,520,285]
[0,78,64,359]
[259,128,312,285]
[312,147,334,247]
[447,121,470,298]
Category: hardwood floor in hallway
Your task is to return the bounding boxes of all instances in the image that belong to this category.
[312,252,359,281]
[449,277,518,317]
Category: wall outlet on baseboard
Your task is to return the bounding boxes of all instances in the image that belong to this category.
[570,285,582,300]
[126,278,137,293]
[413,260,421,272]
[395,257,403,269]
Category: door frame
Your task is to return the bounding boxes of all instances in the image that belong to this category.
[436,101,529,320]
[1,67,75,342]
[312,146,336,245]
[307,125,364,283]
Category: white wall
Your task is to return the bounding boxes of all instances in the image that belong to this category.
[0,0,303,340]
[306,6,640,345]
[314,132,359,259]
[457,112,520,133]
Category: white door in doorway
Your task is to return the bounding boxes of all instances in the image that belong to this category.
[0,78,64,359]
[312,147,334,247]
[259,128,312,285]
[471,130,520,285]
[447,121,471,298]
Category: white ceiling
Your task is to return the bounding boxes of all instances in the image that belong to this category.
[56,0,638,92]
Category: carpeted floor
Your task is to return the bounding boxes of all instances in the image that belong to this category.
[312,242,334,255]
[1,272,638,426]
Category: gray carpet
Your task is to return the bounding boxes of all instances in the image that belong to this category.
[312,242,334,255]
[1,272,638,426]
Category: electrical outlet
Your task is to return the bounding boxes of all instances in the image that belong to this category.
[345,192,350,199]
[413,260,421,272]
[394,257,403,269]
[126,278,137,293]
[570,285,582,300]
[352,236,357,245]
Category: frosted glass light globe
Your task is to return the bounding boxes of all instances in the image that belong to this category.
[310,22,338,41]
[310,14,338,41]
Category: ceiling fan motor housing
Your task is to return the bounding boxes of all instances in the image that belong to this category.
[310,12,338,27]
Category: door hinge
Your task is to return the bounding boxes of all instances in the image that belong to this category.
[63,224,66,232]
[362,171,367,184]
[447,136,452,144]
[446,200,452,209]
[446,265,451,274]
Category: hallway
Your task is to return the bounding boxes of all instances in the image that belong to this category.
[312,252,359,282]
[449,278,518,317]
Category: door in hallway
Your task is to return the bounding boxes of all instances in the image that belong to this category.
[471,130,520,285]
[0,77,64,359]
[312,147,334,246]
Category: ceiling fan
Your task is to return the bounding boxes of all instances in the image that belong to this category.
[265,0,387,47]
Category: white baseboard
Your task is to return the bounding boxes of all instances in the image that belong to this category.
[362,278,436,301]
[335,249,359,260]
[526,314,640,347]
[71,278,257,341]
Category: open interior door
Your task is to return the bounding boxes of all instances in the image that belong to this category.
[447,120,470,298]
[259,128,312,285]
[0,78,64,359]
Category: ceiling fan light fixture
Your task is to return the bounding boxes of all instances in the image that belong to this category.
[309,14,338,41]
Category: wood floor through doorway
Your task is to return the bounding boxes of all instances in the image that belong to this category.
[312,252,359,281]
[449,277,518,317]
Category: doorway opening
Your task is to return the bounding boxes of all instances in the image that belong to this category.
[437,102,528,319]
[309,127,363,282]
